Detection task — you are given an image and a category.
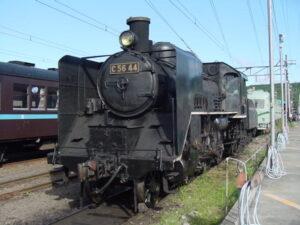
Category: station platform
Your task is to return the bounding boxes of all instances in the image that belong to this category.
[222,123,300,225]
[258,124,300,225]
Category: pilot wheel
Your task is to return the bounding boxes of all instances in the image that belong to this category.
[144,172,161,208]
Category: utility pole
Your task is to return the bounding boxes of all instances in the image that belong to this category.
[279,34,284,131]
[284,55,288,128]
[288,81,292,120]
[268,0,275,146]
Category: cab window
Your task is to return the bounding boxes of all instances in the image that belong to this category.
[225,73,240,95]
[47,87,58,110]
[13,83,28,109]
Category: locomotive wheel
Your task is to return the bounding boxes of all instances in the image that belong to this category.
[210,129,224,165]
[84,180,105,204]
[252,128,257,137]
[226,141,238,156]
[144,172,161,208]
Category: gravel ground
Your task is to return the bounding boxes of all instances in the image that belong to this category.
[1,158,82,225]
[1,159,56,183]
[0,182,81,225]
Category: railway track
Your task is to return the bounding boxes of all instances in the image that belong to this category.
[2,157,47,169]
[0,166,66,201]
[1,147,53,165]
[51,188,134,225]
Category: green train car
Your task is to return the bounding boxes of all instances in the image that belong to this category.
[247,89,282,132]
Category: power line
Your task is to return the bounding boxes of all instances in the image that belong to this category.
[0,30,85,55]
[209,0,237,65]
[271,1,280,49]
[0,48,56,63]
[0,25,89,55]
[259,0,268,27]
[35,0,118,37]
[54,0,120,34]
[272,2,280,38]
[280,0,292,58]
[246,0,264,65]
[298,15,300,52]
[169,0,225,51]
[175,0,223,49]
[258,0,279,51]
[280,0,288,29]
[144,0,195,54]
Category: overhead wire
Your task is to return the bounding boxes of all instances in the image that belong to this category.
[209,0,238,65]
[258,0,279,52]
[0,30,85,55]
[258,0,268,28]
[35,0,118,37]
[280,0,288,32]
[246,0,264,65]
[253,67,268,76]
[298,15,300,52]
[271,1,280,50]
[258,0,280,64]
[0,25,89,55]
[0,48,56,63]
[280,0,292,58]
[272,2,280,38]
[144,0,195,54]
[53,0,120,34]
[169,0,225,51]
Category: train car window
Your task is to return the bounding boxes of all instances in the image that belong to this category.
[47,87,58,110]
[254,99,264,109]
[13,83,29,109]
[31,86,46,110]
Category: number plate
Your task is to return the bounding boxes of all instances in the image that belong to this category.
[109,62,139,75]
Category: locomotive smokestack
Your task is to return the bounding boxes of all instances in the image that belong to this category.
[127,17,150,52]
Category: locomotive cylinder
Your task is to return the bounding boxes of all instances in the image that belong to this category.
[213,117,229,130]
[127,17,151,52]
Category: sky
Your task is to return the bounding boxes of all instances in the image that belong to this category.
[0,0,299,85]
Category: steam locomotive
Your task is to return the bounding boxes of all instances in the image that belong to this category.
[49,17,257,211]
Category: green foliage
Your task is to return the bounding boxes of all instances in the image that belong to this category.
[152,138,268,225]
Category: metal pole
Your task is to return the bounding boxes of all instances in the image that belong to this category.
[284,55,288,128]
[288,81,291,120]
[268,0,275,146]
[279,34,285,131]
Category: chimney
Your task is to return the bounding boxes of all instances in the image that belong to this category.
[127,17,150,52]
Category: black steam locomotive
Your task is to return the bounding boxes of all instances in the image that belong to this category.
[49,17,257,211]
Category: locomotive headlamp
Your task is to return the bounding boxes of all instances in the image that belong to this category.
[119,30,136,47]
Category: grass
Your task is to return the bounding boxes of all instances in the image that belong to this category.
[151,137,268,225]
[289,121,297,128]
